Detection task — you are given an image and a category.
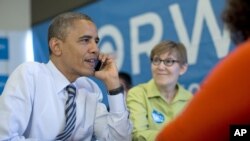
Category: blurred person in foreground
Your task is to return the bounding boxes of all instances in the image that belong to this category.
[0,12,132,141]
[156,0,250,140]
[126,40,193,141]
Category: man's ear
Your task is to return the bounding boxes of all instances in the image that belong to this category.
[179,63,188,76]
[49,38,62,56]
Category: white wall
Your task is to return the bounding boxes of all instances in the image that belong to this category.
[0,0,32,93]
[0,0,32,74]
[0,0,31,30]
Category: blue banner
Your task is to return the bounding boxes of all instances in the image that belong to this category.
[32,0,233,99]
[0,37,9,94]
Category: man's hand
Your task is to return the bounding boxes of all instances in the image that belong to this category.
[94,53,120,90]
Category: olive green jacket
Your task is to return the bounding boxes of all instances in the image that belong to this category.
[126,79,193,141]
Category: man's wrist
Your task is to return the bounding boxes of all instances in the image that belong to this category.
[108,85,124,95]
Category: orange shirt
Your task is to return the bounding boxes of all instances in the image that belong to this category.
[156,40,250,141]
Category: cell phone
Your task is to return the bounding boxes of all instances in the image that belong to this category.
[94,60,102,71]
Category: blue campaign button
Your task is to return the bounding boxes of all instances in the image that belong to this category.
[151,109,165,124]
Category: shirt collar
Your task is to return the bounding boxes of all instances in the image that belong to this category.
[146,79,192,102]
[46,60,71,94]
[147,79,161,98]
[172,84,192,103]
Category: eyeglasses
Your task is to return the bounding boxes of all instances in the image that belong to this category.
[151,57,179,67]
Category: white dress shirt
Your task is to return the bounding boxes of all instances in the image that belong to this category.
[0,61,132,141]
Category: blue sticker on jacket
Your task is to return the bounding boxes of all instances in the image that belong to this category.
[152,109,165,124]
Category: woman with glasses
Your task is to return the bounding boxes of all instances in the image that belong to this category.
[126,40,193,141]
[157,0,250,140]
